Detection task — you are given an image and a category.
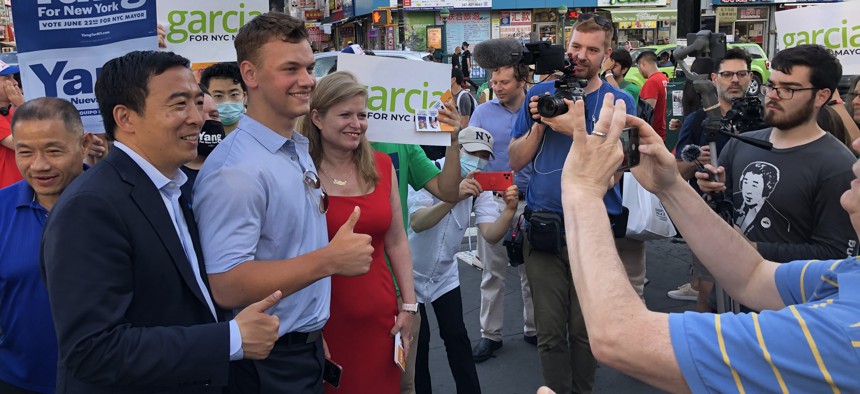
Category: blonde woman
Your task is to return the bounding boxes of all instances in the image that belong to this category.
[298,71,416,393]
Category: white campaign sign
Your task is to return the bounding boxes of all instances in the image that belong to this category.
[337,54,452,146]
[775,3,860,75]
[157,0,267,64]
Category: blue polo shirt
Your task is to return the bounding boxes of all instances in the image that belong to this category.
[469,98,533,190]
[0,181,57,393]
[670,258,860,393]
[512,80,636,216]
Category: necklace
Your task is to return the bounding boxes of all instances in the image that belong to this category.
[321,166,351,186]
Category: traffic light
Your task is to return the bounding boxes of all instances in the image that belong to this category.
[567,10,580,20]
[371,9,391,25]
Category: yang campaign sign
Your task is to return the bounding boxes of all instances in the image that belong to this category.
[13,0,158,133]
[157,0,267,65]
[337,55,452,146]
[775,2,860,74]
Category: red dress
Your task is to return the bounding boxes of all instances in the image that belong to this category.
[324,151,399,394]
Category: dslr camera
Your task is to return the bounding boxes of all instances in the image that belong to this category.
[725,95,765,133]
[521,42,588,118]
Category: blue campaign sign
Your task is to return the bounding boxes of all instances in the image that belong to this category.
[13,0,157,53]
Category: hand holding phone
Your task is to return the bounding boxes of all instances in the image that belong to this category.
[618,127,640,171]
[323,359,343,388]
[473,171,515,192]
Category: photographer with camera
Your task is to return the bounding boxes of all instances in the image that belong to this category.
[697,45,858,265]
[507,14,639,394]
[669,48,757,308]
[541,85,860,394]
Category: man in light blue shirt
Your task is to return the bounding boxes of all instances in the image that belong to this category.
[468,63,537,362]
[193,13,374,393]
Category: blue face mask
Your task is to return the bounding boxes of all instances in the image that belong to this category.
[460,153,489,177]
[216,101,244,126]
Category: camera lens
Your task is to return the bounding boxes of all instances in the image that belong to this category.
[538,96,568,118]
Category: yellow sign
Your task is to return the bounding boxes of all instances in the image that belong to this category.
[718,7,737,23]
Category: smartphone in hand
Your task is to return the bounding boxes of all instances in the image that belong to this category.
[323,359,343,388]
[619,127,640,171]
[473,171,514,192]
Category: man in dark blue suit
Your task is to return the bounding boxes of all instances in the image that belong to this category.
[41,51,282,394]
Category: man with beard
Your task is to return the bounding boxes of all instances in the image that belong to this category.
[698,44,858,265]
[669,48,755,309]
[508,14,638,394]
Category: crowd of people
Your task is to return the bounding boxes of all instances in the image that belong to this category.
[1,10,860,394]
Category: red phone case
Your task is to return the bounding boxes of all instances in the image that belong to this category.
[473,171,514,192]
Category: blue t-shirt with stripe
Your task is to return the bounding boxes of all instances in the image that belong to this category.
[670,258,860,393]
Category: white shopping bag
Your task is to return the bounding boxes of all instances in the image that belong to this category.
[622,173,677,241]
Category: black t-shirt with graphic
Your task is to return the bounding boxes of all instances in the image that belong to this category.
[719,128,859,261]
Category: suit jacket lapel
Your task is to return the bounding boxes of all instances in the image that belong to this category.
[108,149,212,313]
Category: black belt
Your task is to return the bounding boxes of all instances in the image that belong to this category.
[276,329,322,347]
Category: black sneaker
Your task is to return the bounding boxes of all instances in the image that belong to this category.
[472,338,503,362]
[523,334,537,346]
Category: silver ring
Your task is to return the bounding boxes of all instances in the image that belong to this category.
[592,131,608,138]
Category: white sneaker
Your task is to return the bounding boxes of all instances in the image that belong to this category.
[667,283,698,301]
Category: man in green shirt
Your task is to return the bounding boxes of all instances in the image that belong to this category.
[602,49,640,104]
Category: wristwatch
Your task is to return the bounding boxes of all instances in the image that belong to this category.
[401,303,418,315]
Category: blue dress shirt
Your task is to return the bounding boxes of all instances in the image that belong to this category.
[193,115,331,335]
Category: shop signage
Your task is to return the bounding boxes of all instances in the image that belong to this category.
[738,7,767,19]
[712,0,774,4]
[618,21,657,29]
[435,10,491,54]
[338,54,452,146]
[717,7,737,22]
[403,0,491,10]
[597,0,669,6]
[305,9,323,20]
[499,11,531,39]
[610,9,677,23]
[777,2,860,73]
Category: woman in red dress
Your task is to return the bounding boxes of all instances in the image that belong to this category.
[299,71,417,393]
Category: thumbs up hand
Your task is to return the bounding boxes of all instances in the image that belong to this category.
[327,206,374,277]
[234,290,283,360]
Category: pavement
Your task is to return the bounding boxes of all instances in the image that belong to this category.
[423,236,698,394]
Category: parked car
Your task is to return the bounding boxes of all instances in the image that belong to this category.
[624,44,679,89]
[313,50,431,79]
[728,43,770,96]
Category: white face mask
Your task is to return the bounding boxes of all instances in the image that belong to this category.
[460,153,489,177]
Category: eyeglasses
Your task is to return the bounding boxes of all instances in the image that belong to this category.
[717,70,751,80]
[303,170,329,214]
[762,83,818,100]
[577,13,612,30]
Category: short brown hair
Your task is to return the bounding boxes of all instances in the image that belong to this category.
[234,12,308,66]
[571,17,613,49]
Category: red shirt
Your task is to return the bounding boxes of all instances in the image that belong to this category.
[640,72,669,140]
[0,107,20,189]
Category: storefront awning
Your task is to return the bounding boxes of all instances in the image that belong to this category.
[607,8,677,23]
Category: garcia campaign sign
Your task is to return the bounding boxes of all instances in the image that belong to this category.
[157,0,266,65]
[13,0,157,133]
[337,54,452,146]
[775,2,860,75]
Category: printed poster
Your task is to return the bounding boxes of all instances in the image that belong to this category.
[776,2,860,74]
[157,0,267,65]
[338,54,452,146]
[13,0,158,133]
